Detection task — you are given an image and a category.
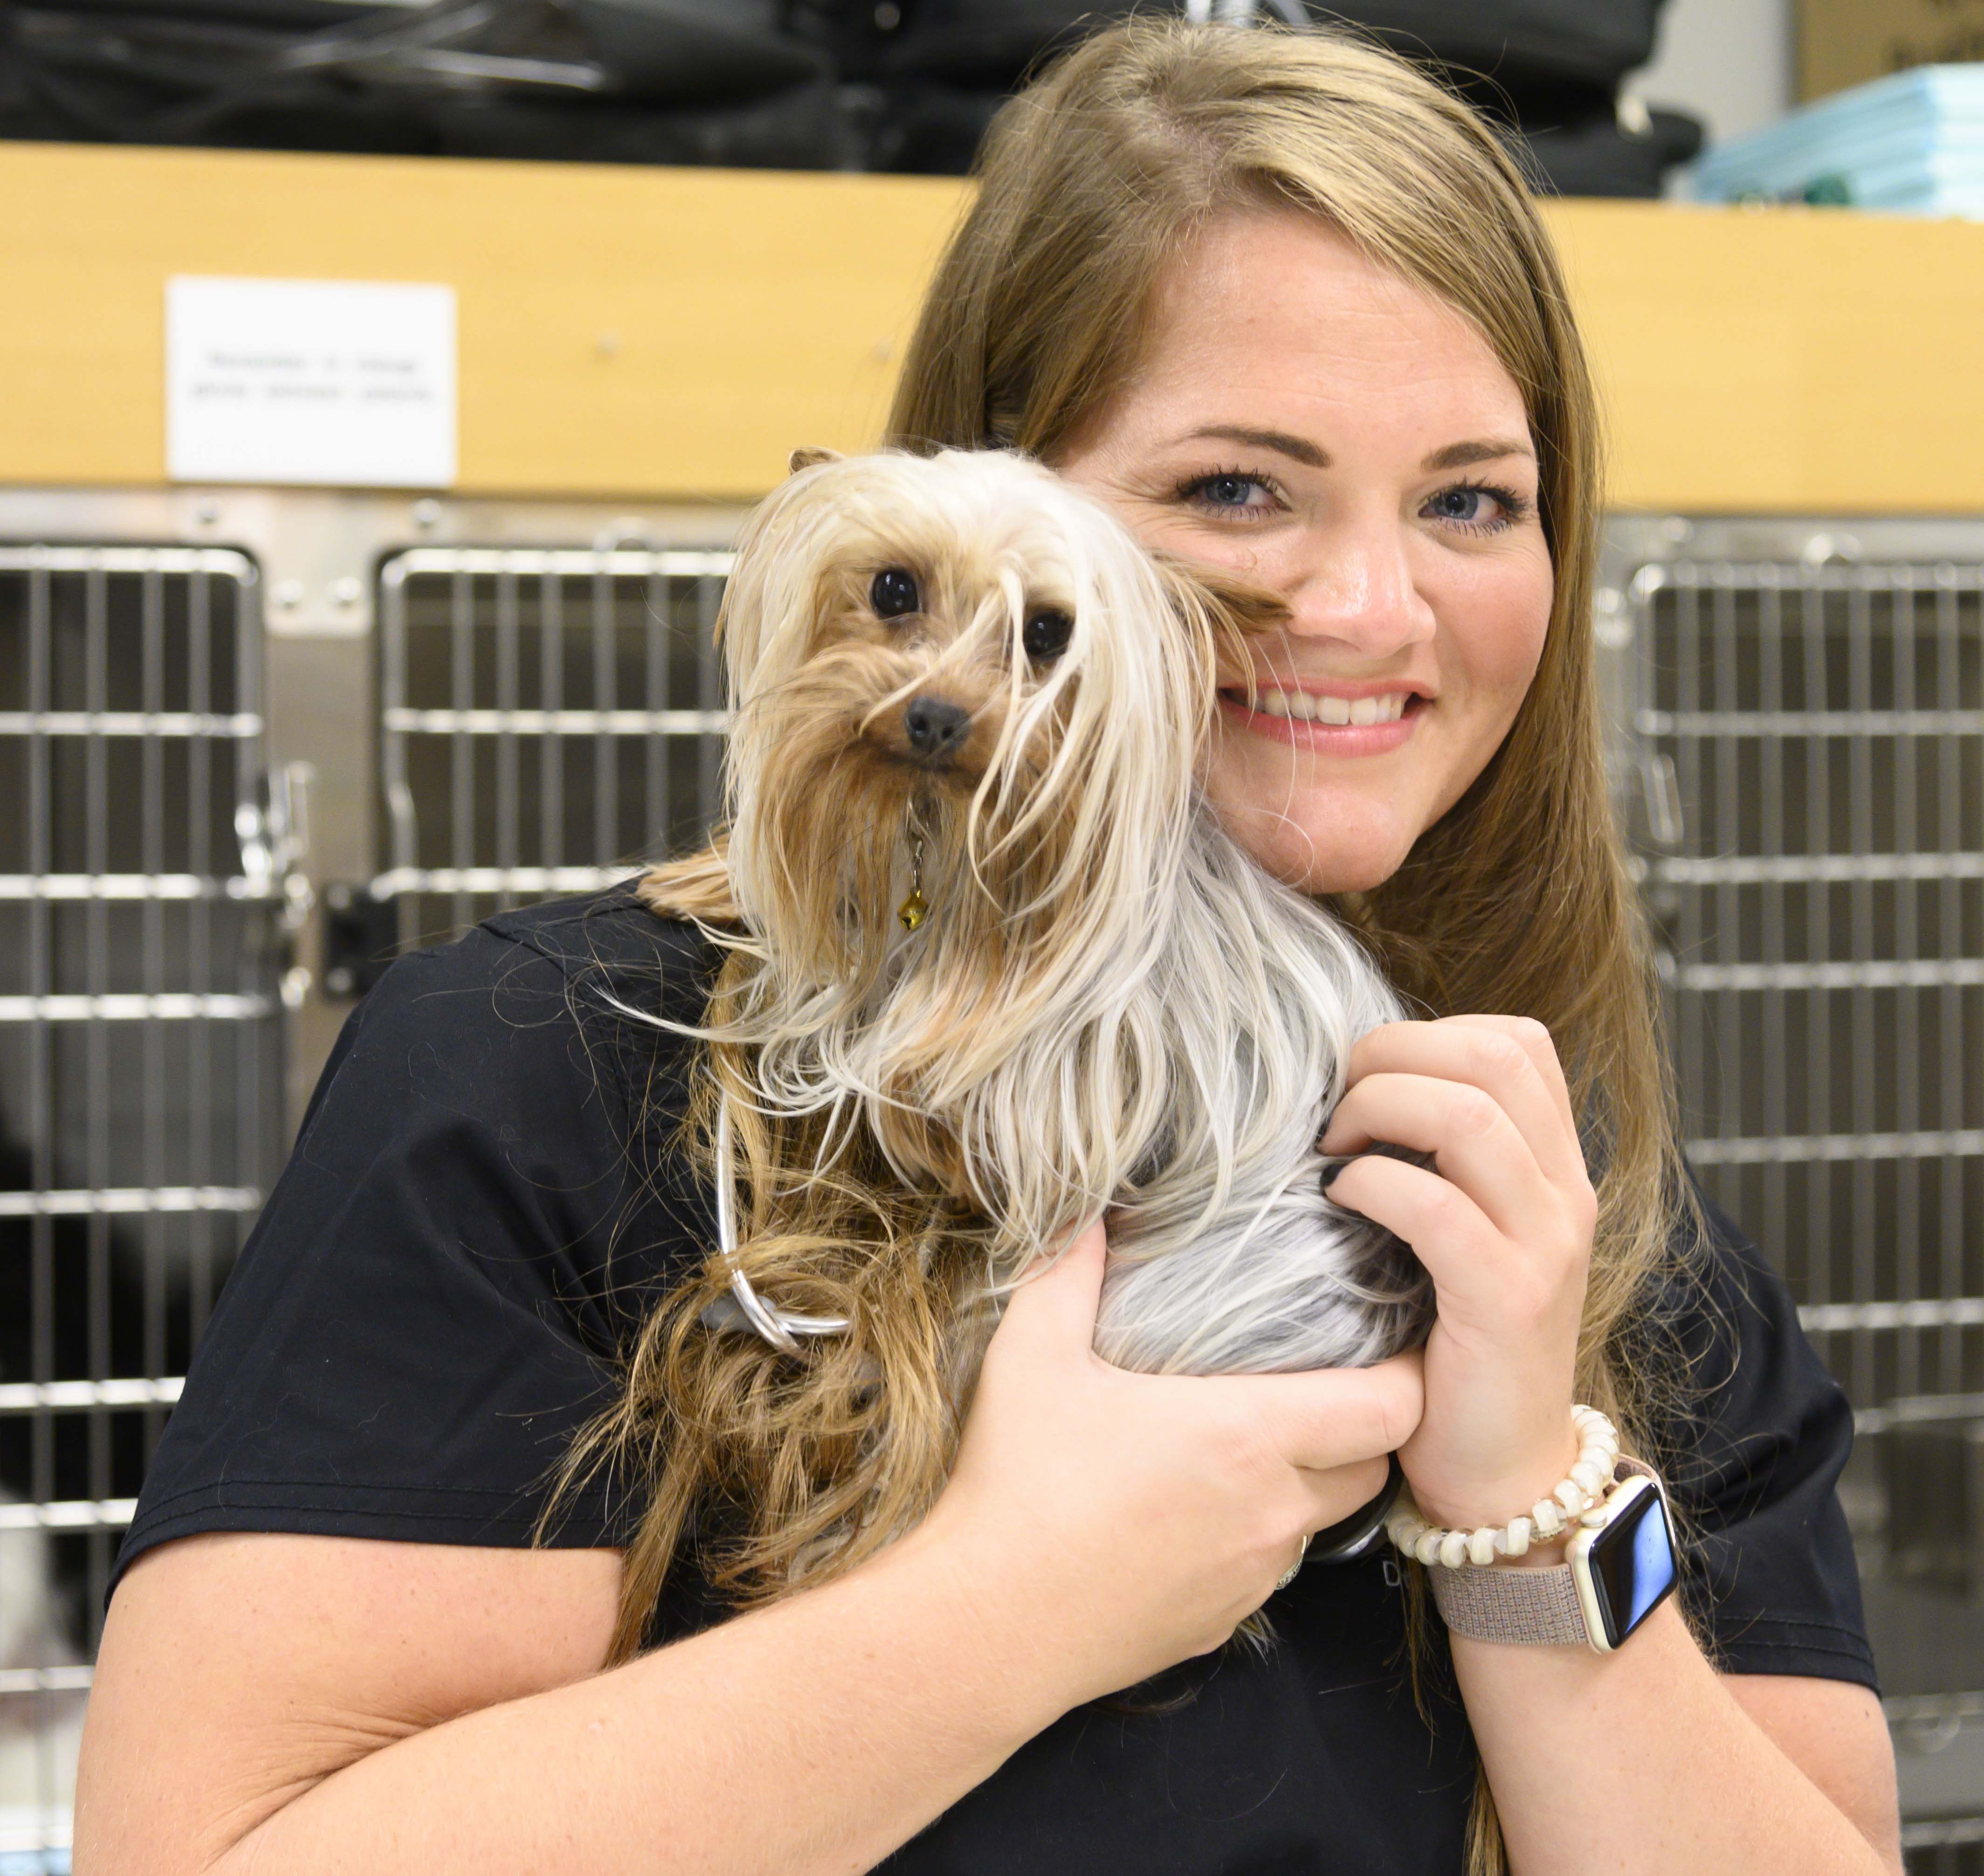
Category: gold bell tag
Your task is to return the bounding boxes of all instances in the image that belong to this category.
[897,829,928,931]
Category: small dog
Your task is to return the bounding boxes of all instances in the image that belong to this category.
[644,447,1432,1379]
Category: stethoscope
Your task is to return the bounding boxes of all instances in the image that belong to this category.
[703,1088,851,1353]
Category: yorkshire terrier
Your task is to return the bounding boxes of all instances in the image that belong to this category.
[638,447,1432,1381]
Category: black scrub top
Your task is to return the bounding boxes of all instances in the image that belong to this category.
[112,888,1880,1875]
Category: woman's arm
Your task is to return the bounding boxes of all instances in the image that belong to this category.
[75,1224,1422,1876]
[1320,1015,1902,1876]
[1726,1673,1902,1861]
[79,1524,1053,1876]
[1456,1607,1901,1873]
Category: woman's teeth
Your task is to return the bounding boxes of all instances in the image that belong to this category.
[1243,690,1412,725]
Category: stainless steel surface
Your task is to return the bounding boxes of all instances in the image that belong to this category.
[2,496,1980,1862]
[0,486,744,1870]
[1600,518,1984,1414]
[1603,516,1984,1849]
[373,541,732,954]
[0,539,285,1866]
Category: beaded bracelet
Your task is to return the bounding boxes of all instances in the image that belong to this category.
[1385,1405,1620,1568]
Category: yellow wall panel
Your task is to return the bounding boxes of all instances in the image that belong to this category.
[1547,200,1984,513]
[1,142,966,498]
[6,142,1984,512]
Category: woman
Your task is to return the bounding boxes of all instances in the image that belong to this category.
[77,21,1901,1875]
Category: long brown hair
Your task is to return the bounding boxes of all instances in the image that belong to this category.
[886,16,1685,1438]
[876,27,1692,1863]
[578,20,1692,1867]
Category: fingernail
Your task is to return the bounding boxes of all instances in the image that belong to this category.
[1319,1159,1345,1193]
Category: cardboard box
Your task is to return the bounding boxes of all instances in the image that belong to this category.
[1799,0,1984,101]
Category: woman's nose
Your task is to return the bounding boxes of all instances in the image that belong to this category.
[1279,520,1436,657]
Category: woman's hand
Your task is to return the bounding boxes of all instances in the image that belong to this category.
[1318,1014,1596,1536]
[908,1220,1424,1707]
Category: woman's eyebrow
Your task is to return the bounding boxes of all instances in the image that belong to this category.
[1420,437,1535,472]
[1173,427,1534,476]
[1180,424,1330,467]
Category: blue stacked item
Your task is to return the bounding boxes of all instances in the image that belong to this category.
[1691,65,1984,218]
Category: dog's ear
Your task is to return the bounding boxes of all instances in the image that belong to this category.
[1152,552,1290,638]
[788,446,843,475]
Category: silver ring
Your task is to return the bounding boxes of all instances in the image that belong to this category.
[1274,1533,1311,1593]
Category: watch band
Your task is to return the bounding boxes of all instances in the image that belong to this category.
[1424,1458,1664,1649]
[1426,1548,1591,1645]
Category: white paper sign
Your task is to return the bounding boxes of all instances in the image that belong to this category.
[166,276,457,488]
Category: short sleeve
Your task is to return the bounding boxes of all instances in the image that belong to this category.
[111,897,720,1593]
[1660,1188,1879,1692]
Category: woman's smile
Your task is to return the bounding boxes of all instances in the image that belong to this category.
[1216,681,1427,755]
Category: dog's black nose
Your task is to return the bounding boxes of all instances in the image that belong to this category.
[903,697,971,760]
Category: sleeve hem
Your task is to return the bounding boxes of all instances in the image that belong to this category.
[1706,1623,1881,1694]
[111,1483,637,1598]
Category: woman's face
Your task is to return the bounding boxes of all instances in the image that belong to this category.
[1053,207,1554,895]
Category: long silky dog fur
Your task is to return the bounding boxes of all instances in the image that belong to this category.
[628,447,1433,1379]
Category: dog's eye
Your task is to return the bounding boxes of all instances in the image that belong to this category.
[870,567,920,619]
[1022,607,1074,661]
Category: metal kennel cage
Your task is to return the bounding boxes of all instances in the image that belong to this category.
[0,541,293,1867]
[372,542,732,958]
[0,486,743,1871]
[1603,515,1984,1859]
[1603,521,1984,1400]
[0,492,1980,1864]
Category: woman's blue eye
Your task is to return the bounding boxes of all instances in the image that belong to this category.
[1429,487,1489,522]
[1181,471,1274,512]
[1424,483,1525,530]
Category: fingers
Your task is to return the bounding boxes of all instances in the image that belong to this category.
[1221,1351,1425,1474]
[1323,1152,1583,1336]
[999,1215,1109,1355]
[1320,1070,1557,1244]
[1443,1014,1579,1145]
[1321,1017,1582,1191]
[1291,1454,1395,1538]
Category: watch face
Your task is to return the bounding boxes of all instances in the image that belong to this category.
[1586,1479,1678,1648]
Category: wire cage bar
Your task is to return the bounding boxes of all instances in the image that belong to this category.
[4,498,1982,1862]
[1619,541,1984,1834]
[373,545,734,953]
[1627,558,1984,1411]
[1907,1830,1984,1870]
[0,546,284,1866]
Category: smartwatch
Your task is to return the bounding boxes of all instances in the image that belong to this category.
[1426,1460,1679,1653]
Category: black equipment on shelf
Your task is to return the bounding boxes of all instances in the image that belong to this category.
[0,0,1702,191]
